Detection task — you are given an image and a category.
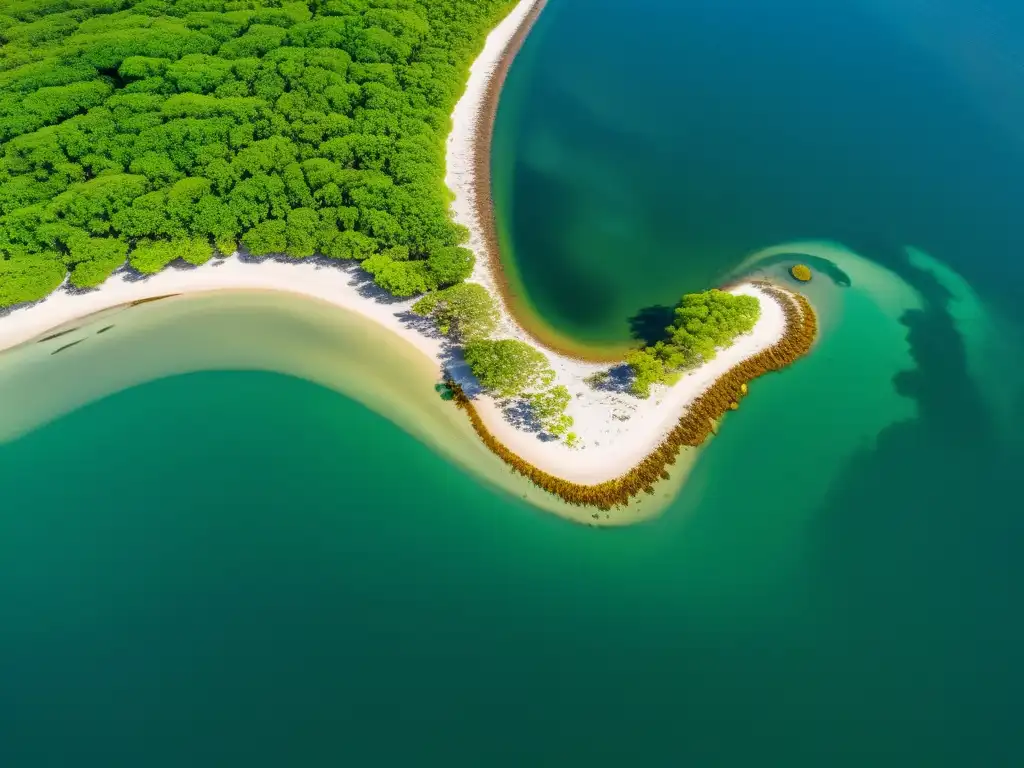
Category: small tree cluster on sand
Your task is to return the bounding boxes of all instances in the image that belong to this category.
[463,338,553,398]
[412,283,499,342]
[626,289,761,397]
[414,283,576,440]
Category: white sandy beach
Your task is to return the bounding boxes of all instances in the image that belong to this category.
[462,283,787,484]
[0,0,792,488]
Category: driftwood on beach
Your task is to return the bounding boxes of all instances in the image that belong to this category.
[447,285,818,510]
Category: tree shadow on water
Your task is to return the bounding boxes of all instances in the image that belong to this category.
[731,253,853,287]
[627,304,674,345]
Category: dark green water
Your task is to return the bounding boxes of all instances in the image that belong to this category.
[3,0,1024,765]
[494,0,1024,344]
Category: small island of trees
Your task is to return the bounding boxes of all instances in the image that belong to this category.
[625,289,761,397]
[0,0,519,308]
[790,264,812,282]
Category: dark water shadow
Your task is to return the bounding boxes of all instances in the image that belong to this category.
[505,151,622,328]
[36,327,80,344]
[50,339,84,355]
[793,247,1022,762]
[628,304,674,345]
[736,253,853,287]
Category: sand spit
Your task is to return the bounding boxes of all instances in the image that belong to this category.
[449,286,817,509]
[444,0,555,346]
[0,254,802,490]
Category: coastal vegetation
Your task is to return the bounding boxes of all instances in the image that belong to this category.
[412,282,574,439]
[464,338,552,397]
[626,289,761,397]
[0,0,518,308]
[461,339,574,437]
[527,384,572,437]
[790,264,812,282]
[412,282,498,341]
[448,286,818,510]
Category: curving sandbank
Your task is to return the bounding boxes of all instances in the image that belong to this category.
[447,283,797,485]
[1,290,677,526]
[448,286,817,509]
[0,0,817,519]
[0,290,687,527]
[0,255,802,481]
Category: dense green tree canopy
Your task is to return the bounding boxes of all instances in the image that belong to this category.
[627,289,762,398]
[0,0,516,307]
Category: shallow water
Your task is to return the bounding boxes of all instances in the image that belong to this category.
[0,291,667,524]
[2,0,1024,764]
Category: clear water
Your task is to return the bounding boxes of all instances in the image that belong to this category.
[2,0,1024,764]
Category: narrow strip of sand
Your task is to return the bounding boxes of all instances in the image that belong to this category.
[445,0,551,347]
[0,0,794,490]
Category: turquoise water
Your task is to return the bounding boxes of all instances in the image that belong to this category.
[3,0,1024,764]
[1,260,1020,767]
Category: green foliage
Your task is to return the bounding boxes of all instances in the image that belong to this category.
[791,264,812,282]
[627,289,762,397]
[624,347,668,399]
[284,206,319,258]
[528,384,574,437]
[321,229,377,260]
[426,245,474,287]
[0,0,518,307]
[67,234,128,288]
[362,254,433,297]
[0,250,65,307]
[668,290,760,362]
[528,383,569,421]
[464,338,554,399]
[179,235,214,266]
[127,235,212,273]
[241,218,286,256]
[412,282,499,341]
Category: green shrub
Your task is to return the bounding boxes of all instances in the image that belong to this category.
[790,264,812,281]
